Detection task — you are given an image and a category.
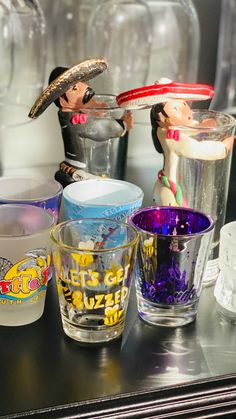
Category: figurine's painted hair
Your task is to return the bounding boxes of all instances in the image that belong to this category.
[150,103,168,154]
[48,67,69,108]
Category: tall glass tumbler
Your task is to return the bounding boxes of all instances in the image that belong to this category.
[0,0,46,126]
[51,218,138,343]
[0,204,54,326]
[158,110,235,285]
[130,206,214,327]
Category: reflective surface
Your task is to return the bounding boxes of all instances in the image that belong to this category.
[1,280,236,416]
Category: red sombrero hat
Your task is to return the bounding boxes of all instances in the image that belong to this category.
[116,79,214,110]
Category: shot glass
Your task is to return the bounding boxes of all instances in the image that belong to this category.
[51,218,138,343]
[214,221,236,322]
[0,204,54,326]
[129,206,215,327]
[0,176,63,223]
[63,178,143,222]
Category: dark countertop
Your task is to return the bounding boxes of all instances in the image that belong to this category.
[1,280,236,419]
[0,149,235,419]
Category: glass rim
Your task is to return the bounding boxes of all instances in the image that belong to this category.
[176,109,236,132]
[0,102,34,130]
[129,206,215,238]
[0,175,63,202]
[0,204,55,238]
[76,94,121,112]
[63,179,144,208]
[220,221,236,242]
[50,218,139,253]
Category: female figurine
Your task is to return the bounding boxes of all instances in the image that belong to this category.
[116,79,234,206]
[150,100,233,206]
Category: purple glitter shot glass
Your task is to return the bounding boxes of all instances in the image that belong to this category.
[129,206,215,327]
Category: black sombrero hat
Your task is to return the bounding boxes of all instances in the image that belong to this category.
[28,58,108,119]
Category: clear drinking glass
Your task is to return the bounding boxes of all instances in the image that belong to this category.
[86,0,151,93]
[56,94,129,182]
[52,0,95,68]
[0,204,54,326]
[0,0,46,128]
[80,94,127,178]
[145,0,200,84]
[210,0,236,115]
[51,218,138,343]
[129,206,214,327]
[0,176,62,223]
[0,2,13,96]
[175,110,235,285]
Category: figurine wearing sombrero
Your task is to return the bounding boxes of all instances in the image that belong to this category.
[29,58,132,187]
[117,79,234,206]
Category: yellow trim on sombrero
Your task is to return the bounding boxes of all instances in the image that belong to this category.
[28,58,108,119]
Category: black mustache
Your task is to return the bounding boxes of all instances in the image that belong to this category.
[82,87,95,104]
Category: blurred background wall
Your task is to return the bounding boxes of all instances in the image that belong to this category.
[0,0,223,205]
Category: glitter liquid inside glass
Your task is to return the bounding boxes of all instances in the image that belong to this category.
[130,207,214,327]
[51,219,138,343]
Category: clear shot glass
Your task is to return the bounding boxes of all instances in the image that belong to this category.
[51,218,138,344]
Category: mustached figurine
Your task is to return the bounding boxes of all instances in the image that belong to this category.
[117,79,234,206]
[29,58,132,187]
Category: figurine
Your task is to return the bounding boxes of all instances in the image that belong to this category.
[150,100,233,206]
[117,79,234,206]
[29,58,133,187]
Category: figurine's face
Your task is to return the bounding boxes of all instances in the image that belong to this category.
[59,81,95,111]
[161,100,193,126]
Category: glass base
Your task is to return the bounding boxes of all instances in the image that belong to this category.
[203,258,220,287]
[0,298,46,326]
[137,294,198,327]
[62,315,124,344]
[216,302,236,324]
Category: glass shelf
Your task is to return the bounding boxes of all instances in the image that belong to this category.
[0,149,236,418]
